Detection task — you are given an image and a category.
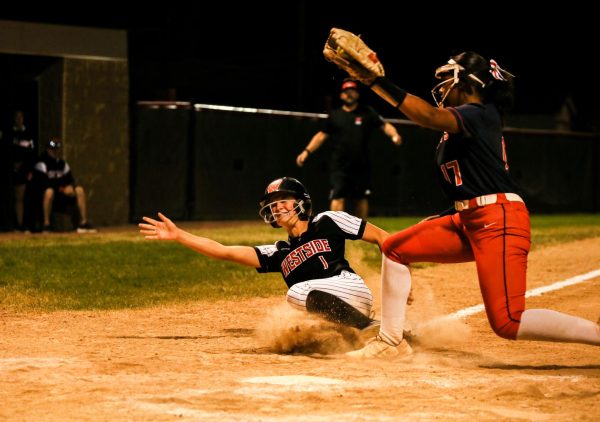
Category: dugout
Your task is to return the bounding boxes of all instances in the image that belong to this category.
[0,20,129,231]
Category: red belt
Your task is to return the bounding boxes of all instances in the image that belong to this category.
[454,193,524,211]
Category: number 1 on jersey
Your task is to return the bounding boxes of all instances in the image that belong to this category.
[440,160,463,186]
[318,255,329,270]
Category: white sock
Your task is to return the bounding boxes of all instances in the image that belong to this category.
[379,256,411,346]
[517,309,600,345]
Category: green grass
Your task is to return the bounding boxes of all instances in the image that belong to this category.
[0,224,284,312]
[1,214,599,311]
[360,214,600,269]
[369,214,600,246]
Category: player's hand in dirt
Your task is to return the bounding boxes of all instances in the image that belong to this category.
[139,212,179,241]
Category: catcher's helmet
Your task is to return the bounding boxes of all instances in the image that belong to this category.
[259,177,312,227]
[431,51,514,107]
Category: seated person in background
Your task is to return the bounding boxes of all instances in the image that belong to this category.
[34,139,97,233]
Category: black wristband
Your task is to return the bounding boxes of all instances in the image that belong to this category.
[373,77,408,108]
[367,78,378,88]
[304,148,311,155]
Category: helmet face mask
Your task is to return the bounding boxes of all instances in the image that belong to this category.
[259,198,306,224]
[431,77,456,107]
[431,58,486,107]
[258,177,312,228]
[431,59,463,107]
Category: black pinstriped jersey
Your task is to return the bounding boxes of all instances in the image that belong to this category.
[254,211,367,288]
[435,103,519,201]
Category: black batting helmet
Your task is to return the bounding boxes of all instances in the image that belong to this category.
[259,177,312,227]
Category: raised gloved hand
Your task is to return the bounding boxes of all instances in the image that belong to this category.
[323,28,385,85]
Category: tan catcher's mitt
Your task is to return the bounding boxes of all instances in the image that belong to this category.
[323,28,384,85]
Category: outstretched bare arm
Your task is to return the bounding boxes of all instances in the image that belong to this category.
[139,212,260,267]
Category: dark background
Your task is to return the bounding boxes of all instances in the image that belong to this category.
[1,3,599,230]
[1,3,599,130]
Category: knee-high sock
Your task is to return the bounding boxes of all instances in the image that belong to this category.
[379,256,411,346]
[517,309,600,345]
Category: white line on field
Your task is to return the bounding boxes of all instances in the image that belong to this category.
[447,268,600,320]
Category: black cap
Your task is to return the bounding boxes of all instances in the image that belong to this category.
[47,139,62,149]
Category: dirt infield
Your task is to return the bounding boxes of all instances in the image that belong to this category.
[1,237,599,420]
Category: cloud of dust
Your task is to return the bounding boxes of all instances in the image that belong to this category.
[346,246,474,351]
[412,316,472,349]
[252,245,381,355]
[406,282,472,349]
[255,303,361,355]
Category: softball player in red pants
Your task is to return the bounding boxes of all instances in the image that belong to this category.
[342,50,600,358]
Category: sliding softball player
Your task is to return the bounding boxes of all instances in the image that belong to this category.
[139,177,388,334]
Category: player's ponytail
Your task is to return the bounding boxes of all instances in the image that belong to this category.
[454,51,515,117]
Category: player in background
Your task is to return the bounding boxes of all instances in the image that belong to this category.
[333,50,600,357]
[140,177,402,340]
[35,139,97,233]
[296,80,401,220]
[8,110,36,232]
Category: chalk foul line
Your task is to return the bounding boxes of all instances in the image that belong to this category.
[446,268,600,320]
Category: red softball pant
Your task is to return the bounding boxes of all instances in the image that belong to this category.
[382,200,531,339]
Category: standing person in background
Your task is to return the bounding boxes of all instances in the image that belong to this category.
[7,110,36,232]
[324,32,600,358]
[34,139,97,233]
[296,80,401,220]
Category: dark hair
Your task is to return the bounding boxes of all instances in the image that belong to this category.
[453,51,515,115]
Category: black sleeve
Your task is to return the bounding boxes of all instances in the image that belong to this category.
[253,245,280,273]
[366,106,385,128]
[322,112,334,135]
[33,160,50,188]
[59,162,75,187]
